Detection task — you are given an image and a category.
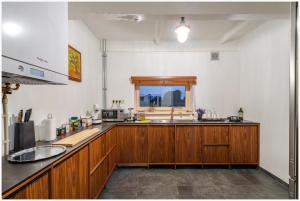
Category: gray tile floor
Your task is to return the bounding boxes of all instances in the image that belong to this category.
[99,167,289,199]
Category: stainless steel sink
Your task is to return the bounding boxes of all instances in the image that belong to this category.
[151,119,196,124]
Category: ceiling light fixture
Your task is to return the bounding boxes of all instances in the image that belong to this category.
[175,17,190,43]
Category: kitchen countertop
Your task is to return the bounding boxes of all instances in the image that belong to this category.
[2,120,259,194]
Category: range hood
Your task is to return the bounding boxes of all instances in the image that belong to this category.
[2,2,68,85]
[2,56,68,85]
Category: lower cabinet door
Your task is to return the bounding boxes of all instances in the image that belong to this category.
[176,126,201,163]
[148,125,175,164]
[118,125,148,164]
[108,146,117,175]
[10,172,49,199]
[230,125,259,164]
[51,146,89,199]
[203,146,229,164]
[90,158,108,199]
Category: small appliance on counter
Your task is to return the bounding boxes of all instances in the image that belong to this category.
[127,107,135,121]
[102,109,125,122]
[14,109,36,152]
[228,116,242,122]
[91,104,102,124]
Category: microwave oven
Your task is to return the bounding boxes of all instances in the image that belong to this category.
[101,109,125,122]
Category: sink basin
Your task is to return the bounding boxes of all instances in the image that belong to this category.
[151,119,196,124]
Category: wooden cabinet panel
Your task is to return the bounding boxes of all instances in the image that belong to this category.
[203,146,229,163]
[108,147,117,175]
[10,172,49,199]
[148,125,175,163]
[89,134,106,171]
[118,126,148,164]
[51,146,89,199]
[106,128,117,153]
[90,158,108,199]
[230,125,258,164]
[176,126,201,163]
[202,126,229,145]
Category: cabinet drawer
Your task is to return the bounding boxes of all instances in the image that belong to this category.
[89,158,108,199]
[10,172,49,199]
[108,147,117,175]
[202,126,229,145]
[89,134,106,171]
[203,146,229,163]
[106,129,117,153]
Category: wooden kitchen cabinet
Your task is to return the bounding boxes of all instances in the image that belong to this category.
[106,128,117,153]
[148,125,175,164]
[89,133,106,172]
[202,126,229,145]
[202,126,230,164]
[108,146,118,175]
[89,158,108,199]
[175,126,201,164]
[51,146,89,199]
[10,172,49,199]
[118,125,148,164]
[203,146,229,163]
[230,125,259,164]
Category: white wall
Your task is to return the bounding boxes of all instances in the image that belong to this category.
[7,20,102,145]
[239,20,290,183]
[106,41,241,117]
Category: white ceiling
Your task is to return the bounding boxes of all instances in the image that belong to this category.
[69,2,290,43]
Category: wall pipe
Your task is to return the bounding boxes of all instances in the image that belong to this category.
[2,83,20,155]
[102,39,107,109]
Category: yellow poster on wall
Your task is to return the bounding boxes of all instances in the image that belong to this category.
[68,45,81,82]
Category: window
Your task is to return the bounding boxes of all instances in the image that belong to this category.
[131,76,197,113]
[140,85,186,107]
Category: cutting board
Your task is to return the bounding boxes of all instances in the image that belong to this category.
[52,128,100,147]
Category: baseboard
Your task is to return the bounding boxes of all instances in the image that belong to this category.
[259,166,289,188]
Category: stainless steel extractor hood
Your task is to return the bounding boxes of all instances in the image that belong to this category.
[2,2,68,85]
[2,56,68,85]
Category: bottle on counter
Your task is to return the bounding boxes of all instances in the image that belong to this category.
[238,107,244,120]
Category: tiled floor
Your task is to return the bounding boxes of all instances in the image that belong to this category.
[99,167,289,199]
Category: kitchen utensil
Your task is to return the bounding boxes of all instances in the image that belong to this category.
[8,145,66,163]
[24,109,32,122]
[52,128,100,147]
[17,110,23,123]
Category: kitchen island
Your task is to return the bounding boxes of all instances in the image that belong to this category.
[2,120,259,199]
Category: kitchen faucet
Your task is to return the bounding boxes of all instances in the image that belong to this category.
[170,107,174,121]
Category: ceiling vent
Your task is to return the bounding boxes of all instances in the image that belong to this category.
[103,14,145,22]
[210,52,219,61]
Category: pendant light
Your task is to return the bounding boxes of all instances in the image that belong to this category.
[175,17,190,43]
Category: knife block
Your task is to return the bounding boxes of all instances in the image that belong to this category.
[14,121,36,152]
